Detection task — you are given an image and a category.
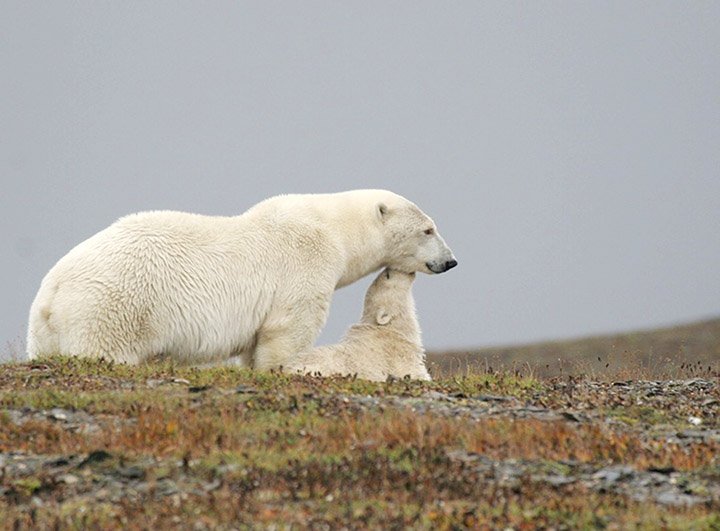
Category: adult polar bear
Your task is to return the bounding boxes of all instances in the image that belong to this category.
[27,190,457,370]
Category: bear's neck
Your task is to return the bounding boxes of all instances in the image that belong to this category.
[329,212,386,289]
[336,243,386,288]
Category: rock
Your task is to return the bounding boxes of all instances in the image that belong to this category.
[155,479,179,497]
[592,466,635,484]
[117,466,146,480]
[44,457,71,468]
[542,475,576,487]
[47,408,68,421]
[203,479,221,492]
[677,430,706,439]
[683,378,711,387]
[648,466,675,475]
[446,450,483,464]
[57,473,79,485]
[78,450,113,468]
[473,395,512,402]
[561,411,582,422]
[655,489,710,507]
[517,406,549,413]
[423,391,452,401]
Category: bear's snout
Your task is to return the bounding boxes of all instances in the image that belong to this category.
[426,259,458,274]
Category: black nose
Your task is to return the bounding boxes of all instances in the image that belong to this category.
[445,259,458,271]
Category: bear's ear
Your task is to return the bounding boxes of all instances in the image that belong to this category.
[377,203,388,221]
[375,309,392,326]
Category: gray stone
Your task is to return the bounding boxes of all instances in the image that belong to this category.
[117,466,146,480]
[592,466,635,484]
[47,408,68,421]
[473,395,512,402]
[57,473,79,485]
[677,430,706,439]
[542,475,576,487]
[655,489,710,507]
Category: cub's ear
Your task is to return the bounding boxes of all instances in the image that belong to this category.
[377,203,388,221]
[375,309,392,326]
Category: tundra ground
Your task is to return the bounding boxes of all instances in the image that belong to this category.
[1,356,719,529]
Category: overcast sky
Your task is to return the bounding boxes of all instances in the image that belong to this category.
[1,2,719,361]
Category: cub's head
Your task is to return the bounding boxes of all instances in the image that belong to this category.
[374,192,457,275]
[361,268,417,327]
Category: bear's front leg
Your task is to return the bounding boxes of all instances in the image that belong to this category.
[252,293,331,372]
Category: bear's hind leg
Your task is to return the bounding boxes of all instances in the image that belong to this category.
[252,295,330,372]
[194,350,253,369]
[253,308,329,371]
[252,328,315,372]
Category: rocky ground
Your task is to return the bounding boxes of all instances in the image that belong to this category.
[1,358,719,529]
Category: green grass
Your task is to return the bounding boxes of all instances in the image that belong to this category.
[607,406,671,426]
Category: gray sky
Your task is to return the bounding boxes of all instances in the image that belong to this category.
[2,2,719,361]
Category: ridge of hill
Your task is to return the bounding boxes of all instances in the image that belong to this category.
[428,317,720,378]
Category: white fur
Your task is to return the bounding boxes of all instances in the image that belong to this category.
[26,190,456,368]
[285,269,431,381]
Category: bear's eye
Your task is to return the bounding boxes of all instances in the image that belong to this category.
[424,228,434,235]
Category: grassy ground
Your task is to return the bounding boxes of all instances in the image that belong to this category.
[1,356,719,529]
[429,317,720,379]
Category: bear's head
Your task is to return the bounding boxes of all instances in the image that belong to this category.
[361,268,417,328]
[375,194,457,275]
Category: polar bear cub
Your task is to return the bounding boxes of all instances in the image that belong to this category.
[286,268,431,381]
